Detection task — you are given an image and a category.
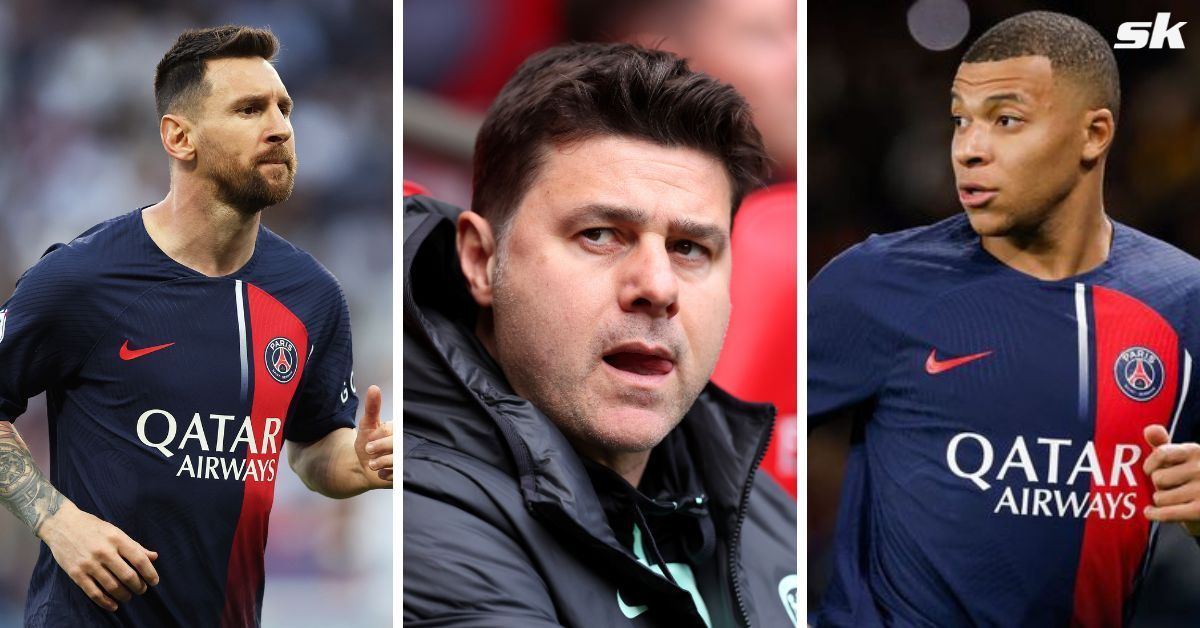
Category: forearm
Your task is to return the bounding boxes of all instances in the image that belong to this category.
[288,428,371,499]
[0,421,67,536]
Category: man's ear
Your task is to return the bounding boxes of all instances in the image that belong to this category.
[1081,108,1115,165]
[161,114,196,162]
[457,211,498,307]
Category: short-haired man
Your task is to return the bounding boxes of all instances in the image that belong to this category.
[403,43,798,626]
[810,11,1200,625]
[0,26,392,627]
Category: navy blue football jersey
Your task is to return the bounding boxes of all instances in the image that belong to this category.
[0,209,358,627]
[809,214,1200,627]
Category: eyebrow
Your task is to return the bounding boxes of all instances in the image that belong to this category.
[230,93,293,111]
[564,203,729,252]
[950,90,1027,106]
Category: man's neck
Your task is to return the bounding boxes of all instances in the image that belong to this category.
[575,442,651,488]
[981,182,1111,281]
[142,188,261,277]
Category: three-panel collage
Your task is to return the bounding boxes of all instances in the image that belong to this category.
[1,1,1199,626]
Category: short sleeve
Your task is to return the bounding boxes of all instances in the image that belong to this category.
[285,282,358,442]
[807,240,896,426]
[0,246,95,421]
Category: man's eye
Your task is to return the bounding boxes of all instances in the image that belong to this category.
[672,240,709,260]
[239,106,259,115]
[997,115,1020,127]
[580,228,615,244]
[951,115,966,128]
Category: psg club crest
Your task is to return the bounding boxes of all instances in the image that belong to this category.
[264,337,298,384]
[1113,346,1165,402]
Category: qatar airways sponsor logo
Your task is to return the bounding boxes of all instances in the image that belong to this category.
[136,409,281,482]
[946,432,1144,520]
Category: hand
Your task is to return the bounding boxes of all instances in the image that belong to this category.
[37,502,159,611]
[1142,424,1200,536]
[354,385,394,486]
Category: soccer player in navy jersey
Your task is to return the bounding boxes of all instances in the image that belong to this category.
[811,11,1200,626]
[0,26,392,626]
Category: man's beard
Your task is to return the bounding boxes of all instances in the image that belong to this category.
[205,146,297,215]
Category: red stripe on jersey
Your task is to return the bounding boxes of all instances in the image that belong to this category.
[1071,286,1178,627]
[220,284,308,628]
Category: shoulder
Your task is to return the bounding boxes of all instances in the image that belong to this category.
[810,214,982,327]
[1114,222,1200,285]
[405,434,524,518]
[813,214,976,288]
[405,435,564,625]
[403,435,546,570]
[747,472,798,541]
[14,211,141,291]
[254,226,346,304]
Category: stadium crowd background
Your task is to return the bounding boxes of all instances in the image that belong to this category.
[0,0,391,625]
[810,1,1200,624]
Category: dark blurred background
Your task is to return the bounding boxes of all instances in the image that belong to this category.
[0,1,392,625]
[808,1,1200,625]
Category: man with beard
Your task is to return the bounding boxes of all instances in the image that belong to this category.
[0,26,392,627]
[810,11,1200,626]
[404,43,797,627]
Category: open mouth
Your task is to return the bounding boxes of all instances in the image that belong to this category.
[958,186,997,207]
[603,352,674,376]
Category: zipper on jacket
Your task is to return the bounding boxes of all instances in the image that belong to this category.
[728,412,775,628]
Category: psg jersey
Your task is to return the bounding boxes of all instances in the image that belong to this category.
[809,214,1200,626]
[0,209,358,627]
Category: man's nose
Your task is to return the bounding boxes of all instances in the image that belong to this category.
[265,106,292,144]
[952,123,991,168]
[618,241,680,319]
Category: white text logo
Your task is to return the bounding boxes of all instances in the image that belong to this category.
[1115,13,1187,49]
[946,432,1143,520]
[136,409,282,482]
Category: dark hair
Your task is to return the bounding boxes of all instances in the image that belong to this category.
[154,25,279,117]
[472,42,768,239]
[963,11,1120,125]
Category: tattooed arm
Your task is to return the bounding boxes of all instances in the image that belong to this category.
[0,421,64,534]
[0,421,161,612]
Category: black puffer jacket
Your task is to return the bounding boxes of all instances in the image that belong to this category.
[402,195,798,627]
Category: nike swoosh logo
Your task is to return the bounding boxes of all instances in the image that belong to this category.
[617,590,648,619]
[925,349,993,374]
[120,340,176,361]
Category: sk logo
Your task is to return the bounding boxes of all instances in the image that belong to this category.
[0,309,6,344]
[1114,13,1187,49]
